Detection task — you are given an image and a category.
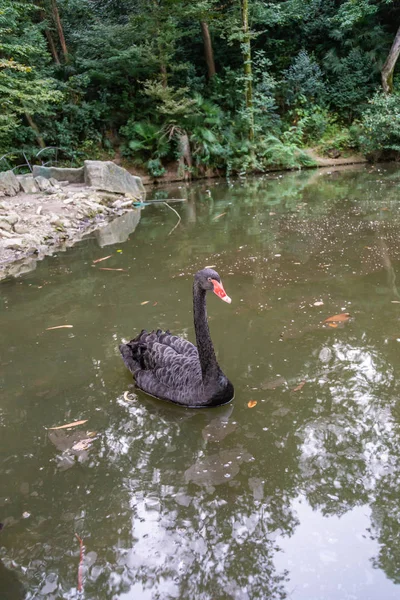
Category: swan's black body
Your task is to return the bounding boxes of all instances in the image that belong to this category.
[119,269,234,408]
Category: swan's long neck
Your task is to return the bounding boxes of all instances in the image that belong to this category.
[193,282,220,382]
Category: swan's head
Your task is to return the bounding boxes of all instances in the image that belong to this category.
[195,268,232,304]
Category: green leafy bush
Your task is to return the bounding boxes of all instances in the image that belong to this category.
[357,91,400,158]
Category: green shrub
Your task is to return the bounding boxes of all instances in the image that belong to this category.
[357,91,400,158]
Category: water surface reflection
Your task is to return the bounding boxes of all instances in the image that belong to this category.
[1,165,400,598]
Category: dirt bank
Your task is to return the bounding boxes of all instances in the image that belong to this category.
[0,183,141,281]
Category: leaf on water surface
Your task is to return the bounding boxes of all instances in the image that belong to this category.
[212,212,227,220]
[323,313,350,323]
[391,301,400,304]
[46,325,73,330]
[117,249,123,253]
[98,268,126,272]
[292,380,306,392]
[247,400,257,408]
[92,255,112,264]
[72,438,94,452]
[48,419,88,430]
[140,301,149,305]
[204,264,216,268]
[153,301,158,306]
[313,301,324,306]
[328,323,338,328]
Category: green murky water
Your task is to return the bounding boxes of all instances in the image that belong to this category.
[2,164,400,599]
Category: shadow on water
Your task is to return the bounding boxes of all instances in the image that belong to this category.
[1,165,400,597]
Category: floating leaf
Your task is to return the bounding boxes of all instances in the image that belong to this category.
[153,301,158,306]
[99,268,126,272]
[72,438,94,452]
[213,212,226,221]
[324,313,350,323]
[46,325,73,330]
[117,249,123,253]
[313,301,324,306]
[328,323,338,328]
[292,380,306,392]
[247,400,257,408]
[141,300,149,305]
[48,419,88,430]
[205,265,216,268]
[92,255,112,264]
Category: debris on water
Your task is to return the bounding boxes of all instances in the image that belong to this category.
[247,400,257,408]
[75,533,84,592]
[92,255,112,264]
[46,325,73,330]
[98,267,126,272]
[140,301,149,305]
[323,313,350,323]
[292,380,306,392]
[48,419,88,430]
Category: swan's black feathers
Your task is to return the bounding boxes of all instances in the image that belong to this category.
[119,329,204,406]
[119,268,234,408]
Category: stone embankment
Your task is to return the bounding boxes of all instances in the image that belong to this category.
[0,161,145,280]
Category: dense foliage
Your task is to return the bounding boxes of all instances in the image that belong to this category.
[1,0,400,174]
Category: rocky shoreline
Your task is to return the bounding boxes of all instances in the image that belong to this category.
[0,161,144,281]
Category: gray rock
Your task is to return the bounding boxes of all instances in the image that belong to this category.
[0,237,25,250]
[0,218,12,232]
[35,176,52,191]
[14,222,31,234]
[32,165,85,184]
[4,212,19,226]
[17,175,38,194]
[84,160,145,199]
[0,170,20,197]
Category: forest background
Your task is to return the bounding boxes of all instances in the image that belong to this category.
[1,0,400,178]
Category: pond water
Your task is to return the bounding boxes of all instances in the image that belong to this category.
[1,164,400,599]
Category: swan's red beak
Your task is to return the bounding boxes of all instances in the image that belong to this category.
[211,279,232,304]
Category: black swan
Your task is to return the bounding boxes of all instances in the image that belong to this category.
[119,268,234,408]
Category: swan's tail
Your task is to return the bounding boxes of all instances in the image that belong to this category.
[119,342,142,375]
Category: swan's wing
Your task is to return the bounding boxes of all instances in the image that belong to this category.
[134,344,203,404]
[157,332,198,358]
[120,330,202,395]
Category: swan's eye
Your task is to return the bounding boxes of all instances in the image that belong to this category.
[207,277,212,282]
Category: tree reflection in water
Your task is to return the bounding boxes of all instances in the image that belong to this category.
[2,165,400,597]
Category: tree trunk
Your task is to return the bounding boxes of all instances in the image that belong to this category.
[24,113,46,149]
[200,21,216,79]
[160,63,168,88]
[50,0,68,61]
[382,25,400,93]
[241,0,254,141]
[44,26,61,64]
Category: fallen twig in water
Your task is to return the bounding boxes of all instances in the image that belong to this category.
[163,202,181,235]
[75,533,85,593]
[98,268,126,272]
[48,419,88,430]
[92,255,112,264]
